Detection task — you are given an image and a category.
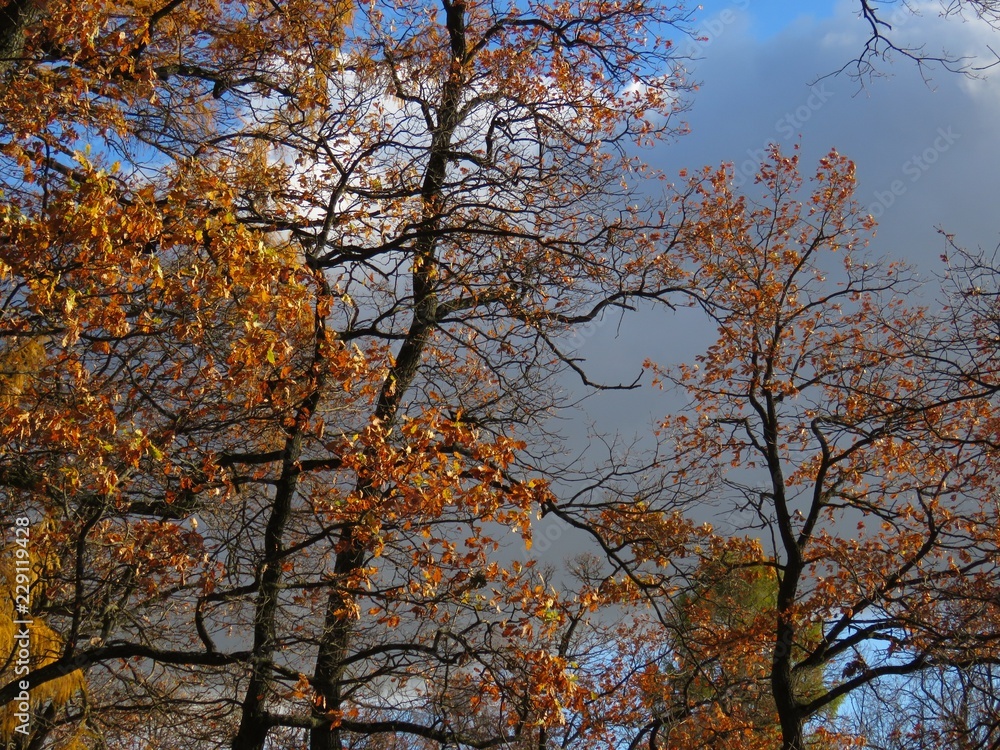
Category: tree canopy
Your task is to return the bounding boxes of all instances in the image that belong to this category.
[1,2,1000,750]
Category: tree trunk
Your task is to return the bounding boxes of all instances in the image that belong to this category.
[0,0,41,77]
[308,3,467,747]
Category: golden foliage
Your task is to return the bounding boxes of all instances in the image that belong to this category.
[0,540,85,745]
[0,337,46,407]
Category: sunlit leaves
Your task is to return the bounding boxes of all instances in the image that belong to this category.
[0,0,698,746]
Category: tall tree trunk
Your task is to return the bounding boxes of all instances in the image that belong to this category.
[0,0,41,77]
[308,3,467,747]
[233,309,330,750]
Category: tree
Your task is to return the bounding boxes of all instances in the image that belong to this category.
[852,663,1000,750]
[635,147,1000,750]
[540,505,848,750]
[652,546,838,749]
[0,0,693,748]
[532,150,998,750]
[8,1,1000,748]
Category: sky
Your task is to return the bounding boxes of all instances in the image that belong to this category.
[708,0,838,38]
[663,0,1000,276]
[531,0,1000,558]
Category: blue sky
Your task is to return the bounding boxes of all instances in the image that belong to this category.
[695,0,839,39]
